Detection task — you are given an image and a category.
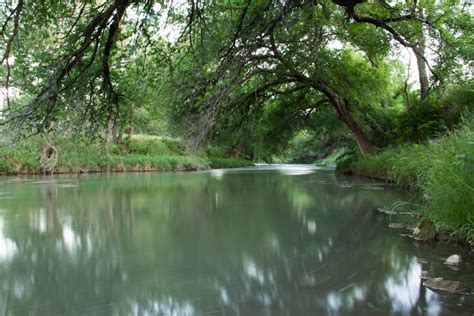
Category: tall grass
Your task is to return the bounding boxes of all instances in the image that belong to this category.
[0,137,41,173]
[0,135,251,175]
[342,119,474,242]
[421,125,474,240]
[109,155,209,171]
[127,135,184,156]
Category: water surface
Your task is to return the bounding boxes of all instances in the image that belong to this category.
[0,165,472,315]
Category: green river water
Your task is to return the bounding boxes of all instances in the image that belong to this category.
[0,165,472,315]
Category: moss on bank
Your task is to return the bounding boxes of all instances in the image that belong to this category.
[0,135,253,175]
[339,120,474,243]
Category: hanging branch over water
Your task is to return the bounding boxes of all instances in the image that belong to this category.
[0,0,23,112]
[0,0,214,135]
[6,0,134,132]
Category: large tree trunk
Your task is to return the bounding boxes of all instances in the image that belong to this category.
[107,118,124,144]
[334,98,375,155]
[107,118,114,142]
[414,31,430,100]
[314,82,375,155]
[114,128,124,144]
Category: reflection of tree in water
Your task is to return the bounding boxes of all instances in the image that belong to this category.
[0,171,454,314]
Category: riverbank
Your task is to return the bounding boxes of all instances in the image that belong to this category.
[0,135,253,175]
[338,120,474,244]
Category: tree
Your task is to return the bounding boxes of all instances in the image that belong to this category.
[0,0,471,155]
[331,0,472,100]
[168,0,471,154]
[170,1,390,154]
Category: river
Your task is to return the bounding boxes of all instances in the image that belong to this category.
[0,165,472,315]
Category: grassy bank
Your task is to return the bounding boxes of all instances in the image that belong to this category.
[339,120,474,243]
[313,147,350,166]
[0,135,253,175]
[208,158,254,169]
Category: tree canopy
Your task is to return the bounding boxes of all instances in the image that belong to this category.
[0,0,472,156]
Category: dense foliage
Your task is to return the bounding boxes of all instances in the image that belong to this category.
[0,0,471,153]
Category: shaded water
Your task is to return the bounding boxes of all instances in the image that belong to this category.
[0,165,472,315]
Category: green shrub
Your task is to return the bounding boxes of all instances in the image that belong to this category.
[207,145,226,158]
[372,85,473,147]
[128,138,172,155]
[0,157,15,173]
[209,158,254,169]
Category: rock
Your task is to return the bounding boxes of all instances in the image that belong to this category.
[424,277,467,294]
[444,254,462,266]
[413,219,436,241]
[388,223,405,229]
[417,258,428,264]
[375,207,420,217]
[366,186,384,191]
[421,271,430,280]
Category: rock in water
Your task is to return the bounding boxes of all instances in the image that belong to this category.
[424,277,467,294]
[417,258,428,264]
[388,223,405,229]
[421,271,430,280]
[444,254,462,266]
[376,208,390,214]
[413,219,436,241]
